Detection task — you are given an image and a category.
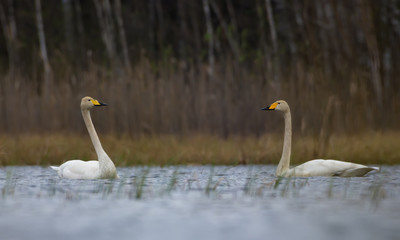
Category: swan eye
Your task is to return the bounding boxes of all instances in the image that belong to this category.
[88,99,91,101]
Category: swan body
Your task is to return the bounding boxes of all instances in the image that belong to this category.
[261,100,379,177]
[50,96,118,179]
[283,159,378,177]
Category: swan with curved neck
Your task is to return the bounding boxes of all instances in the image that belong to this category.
[50,96,118,179]
[261,100,379,177]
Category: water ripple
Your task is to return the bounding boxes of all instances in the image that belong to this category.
[0,165,399,240]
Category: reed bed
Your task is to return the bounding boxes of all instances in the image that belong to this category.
[0,131,398,166]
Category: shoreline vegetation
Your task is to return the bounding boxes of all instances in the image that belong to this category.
[1,131,398,166]
[0,2,399,168]
[1,1,400,139]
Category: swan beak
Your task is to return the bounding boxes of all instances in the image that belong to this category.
[261,102,278,111]
[92,99,108,106]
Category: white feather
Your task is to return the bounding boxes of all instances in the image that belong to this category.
[264,100,379,177]
[50,96,118,179]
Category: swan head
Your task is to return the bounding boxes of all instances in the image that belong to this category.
[81,96,108,110]
[261,100,289,113]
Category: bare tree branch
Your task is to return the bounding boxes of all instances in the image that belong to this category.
[35,0,52,96]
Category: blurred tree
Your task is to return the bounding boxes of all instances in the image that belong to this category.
[0,0,399,135]
[35,0,52,97]
[0,0,18,78]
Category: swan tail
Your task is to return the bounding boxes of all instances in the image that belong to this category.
[50,166,60,171]
[371,166,380,171]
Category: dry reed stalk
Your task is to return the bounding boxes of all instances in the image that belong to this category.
[0,132,398,166]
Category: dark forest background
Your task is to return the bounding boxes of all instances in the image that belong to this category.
[0,0,399,138]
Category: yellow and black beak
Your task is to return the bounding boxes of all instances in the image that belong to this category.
[260,102,278,111]
[91,99,108,107]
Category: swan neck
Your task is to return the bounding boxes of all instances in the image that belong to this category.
[276,110,292,176]
[82,109,116,178]
[82,109,106,157]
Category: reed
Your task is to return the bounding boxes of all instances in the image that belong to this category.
[0,131,399,166]
[0,166,388,209]
[1,1,399,149]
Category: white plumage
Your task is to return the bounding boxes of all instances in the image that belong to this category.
[50,96,118,179]
[262,100,379,177]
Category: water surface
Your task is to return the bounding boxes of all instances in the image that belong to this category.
[0,165,399,240]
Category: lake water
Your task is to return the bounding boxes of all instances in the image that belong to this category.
[0,165,399,240]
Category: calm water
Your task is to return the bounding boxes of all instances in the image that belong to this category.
[0,165,399,240]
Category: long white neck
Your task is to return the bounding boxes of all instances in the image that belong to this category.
[81,109,116,177]
[82,109,105,157]
[276,109,292,176]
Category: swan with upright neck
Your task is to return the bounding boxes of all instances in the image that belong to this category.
[50,96,118,179]
[261,100,379,177]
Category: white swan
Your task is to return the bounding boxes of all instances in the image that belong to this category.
[261,100,379,177]
[50,96,118,179]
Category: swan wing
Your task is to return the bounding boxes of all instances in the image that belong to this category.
[333,167,379,177]
[287,159,378,177]
[56,160,100,179]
